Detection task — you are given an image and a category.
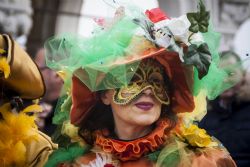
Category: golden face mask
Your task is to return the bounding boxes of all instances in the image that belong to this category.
[113,59,170,105]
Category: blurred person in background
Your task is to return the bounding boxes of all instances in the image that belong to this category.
[199,51,250,167]
[34,48,63,136]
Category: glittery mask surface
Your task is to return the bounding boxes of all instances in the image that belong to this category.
[113,59,170,105]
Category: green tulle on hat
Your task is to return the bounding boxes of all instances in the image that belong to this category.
[192,24,246,100]
[45,16,140,91]
[45,4,242,95]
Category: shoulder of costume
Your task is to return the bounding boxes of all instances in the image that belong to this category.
[146,123,236,167]
[0,101,57,167]
[26,131,58,167]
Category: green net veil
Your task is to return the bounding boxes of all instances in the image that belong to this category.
[45,0,244,95]
[193,25,227,99]
[45,4,244,96]
[45,16,141,91]
[193,24,248,100]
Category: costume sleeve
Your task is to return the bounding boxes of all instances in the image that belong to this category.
[188,147,236,167]
[25,131,58,167]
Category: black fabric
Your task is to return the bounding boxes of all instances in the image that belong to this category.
[199,98,250,167]
[43,100,57,136]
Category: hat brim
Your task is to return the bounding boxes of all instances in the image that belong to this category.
[0,34,45,99]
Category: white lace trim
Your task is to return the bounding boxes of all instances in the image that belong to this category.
[80,153,119,167]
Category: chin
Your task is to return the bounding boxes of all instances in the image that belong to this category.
[133,115,159,126]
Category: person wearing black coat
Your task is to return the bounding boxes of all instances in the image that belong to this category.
[199,51,250,167]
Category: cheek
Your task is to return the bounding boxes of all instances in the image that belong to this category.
[151,103,162,121]
[149,104,161,121]
[111,103,130,118]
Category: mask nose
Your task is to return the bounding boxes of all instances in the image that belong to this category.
[142,87,153,96]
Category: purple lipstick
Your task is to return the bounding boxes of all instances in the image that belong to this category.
[135,102,154,111]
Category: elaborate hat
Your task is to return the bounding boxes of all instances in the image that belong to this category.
[0,34,45,100]
[0,34,56,167]
[45,1,237,126]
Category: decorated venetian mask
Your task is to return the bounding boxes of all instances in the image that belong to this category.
[113,59,170,105]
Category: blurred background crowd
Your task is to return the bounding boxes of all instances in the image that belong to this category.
[0,0,249,166]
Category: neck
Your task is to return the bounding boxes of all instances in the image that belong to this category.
[113,119,153,140]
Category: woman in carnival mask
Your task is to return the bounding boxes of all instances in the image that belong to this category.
[44,1,239,167]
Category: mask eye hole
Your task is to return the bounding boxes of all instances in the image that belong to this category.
[130,67,144,84]
[149,72,164,85]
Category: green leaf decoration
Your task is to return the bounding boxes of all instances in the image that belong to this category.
[147,150,161,162]
[53,94,71,125]
[187,0,210,33]
[45,143,90,167]
[184,43,212,79]
[160,150,180,167]
[51,124,72,147]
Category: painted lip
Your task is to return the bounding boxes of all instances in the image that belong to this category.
[135,102,154,111]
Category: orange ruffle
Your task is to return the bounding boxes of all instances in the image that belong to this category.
[95,119,171,161]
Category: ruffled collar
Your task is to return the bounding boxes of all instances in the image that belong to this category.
[95,119,171,161]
